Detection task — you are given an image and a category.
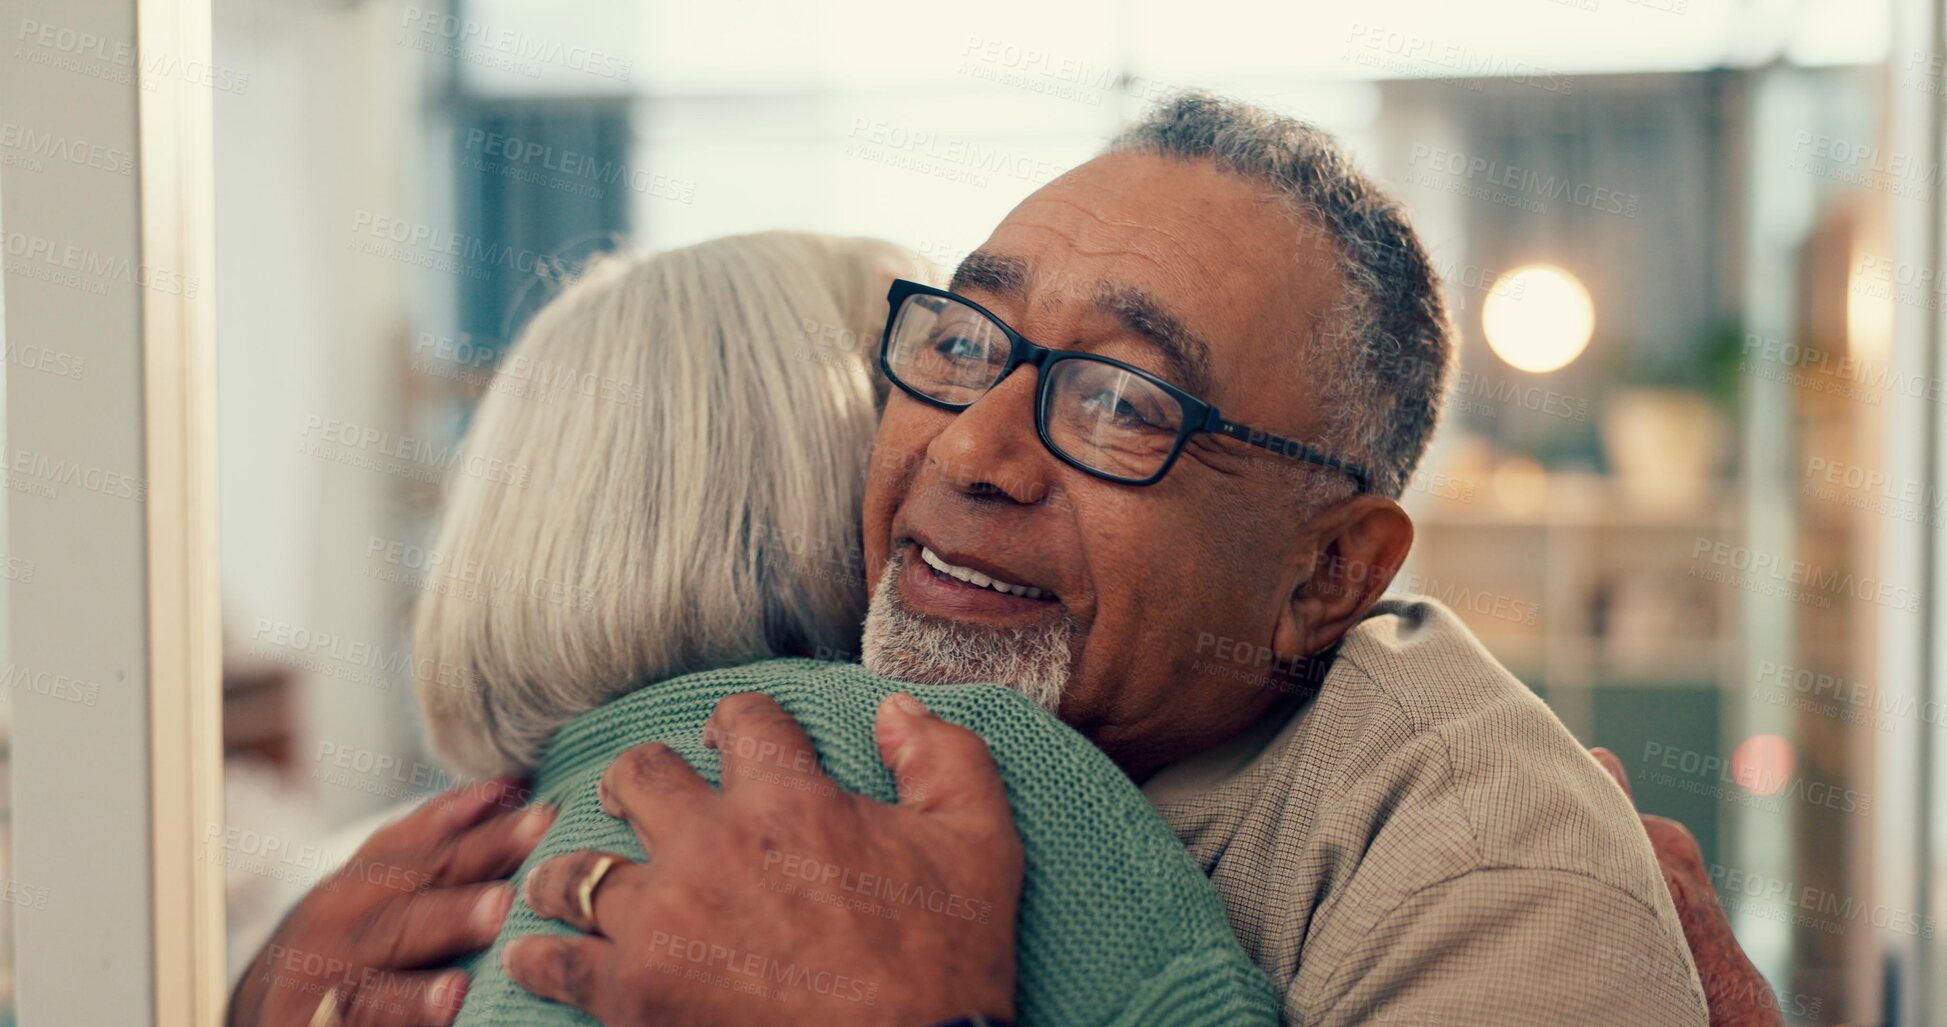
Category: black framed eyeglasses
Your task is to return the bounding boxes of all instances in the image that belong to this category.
[879,279,1372,491]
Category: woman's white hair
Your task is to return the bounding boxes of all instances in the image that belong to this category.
[413,231,928,779]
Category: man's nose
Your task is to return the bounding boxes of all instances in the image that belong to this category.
[923,368,1056,504]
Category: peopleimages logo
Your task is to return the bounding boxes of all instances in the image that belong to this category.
[364,535,598,612]
[761,849,993,924]
[347,210,552,282]
[1853,253,1947,311]
[0,663,101,706]
[314,741,465,802]
[1790,132,1946,200]
[1406,144,1638,217]
[1342,24,1573,94]
[6,448,146,501]
[299,413,531,488]
[1740,331,1946,405]
[12,18,252,93]
[1641,741,1871,815]
[1711,864,1934,939]
[399,6,631,81]
[410,331,648,409]
[251,618,443,685]
[462,129,694,203]
[1753,660,1947,733]
[957,36,1176,106]
[1689,537,1921,612]
[4,339,86,380]
[1801,456,1947,528]
[642,931,878,1006]
[0,121,134,174]
[3,229,197,296]
[845,119,1063,187]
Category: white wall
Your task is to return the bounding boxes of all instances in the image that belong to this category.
[215,0,426,828]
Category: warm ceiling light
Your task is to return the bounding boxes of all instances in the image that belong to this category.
[1481,265,1595,374]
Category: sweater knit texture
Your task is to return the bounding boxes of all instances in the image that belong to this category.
[453,658,1278,1026]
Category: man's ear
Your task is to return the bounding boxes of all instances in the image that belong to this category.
[1272,494,1414,663]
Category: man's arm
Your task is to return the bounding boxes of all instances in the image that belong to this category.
[227,778,554,1027]
[503,692,1023,1026]
[1307,867,1710,1027]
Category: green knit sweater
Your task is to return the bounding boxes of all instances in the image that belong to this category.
[453,659,1277,1026]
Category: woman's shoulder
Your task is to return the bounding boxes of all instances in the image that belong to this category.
[472,658,1278,1027]
[540,659,1078,778]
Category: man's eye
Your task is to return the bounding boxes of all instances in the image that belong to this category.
[931,335,985,361]
[1082,391,1166,430]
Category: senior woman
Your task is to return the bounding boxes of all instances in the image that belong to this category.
[410,232,1278,1026]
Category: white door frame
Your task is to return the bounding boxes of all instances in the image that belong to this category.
[1880,0,1947,1023]
[0,0,225,1022]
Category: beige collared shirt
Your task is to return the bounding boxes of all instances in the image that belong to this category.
[1145,596,1710,1026]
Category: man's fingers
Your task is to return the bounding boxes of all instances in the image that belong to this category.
[1639,812,1780,1026]
[349,881,513,970]
[1642,814,1727,943]
[1590,747,1633,801]
[1642,814,1708,881]
[874,693,1012,825]
[504,934,617,1016]
[598,742,715,852]
[330,968,469,1027]
[425,801,556,887]
[704,692,831,799]
[522,850,638,935]
[366,778,528,857]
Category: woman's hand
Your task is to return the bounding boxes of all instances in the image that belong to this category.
[227,778,555,1027]
[504,692,1023,1027]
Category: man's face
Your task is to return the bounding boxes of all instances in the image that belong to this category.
[860,152,1352,777]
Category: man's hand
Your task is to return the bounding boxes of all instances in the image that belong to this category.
[505,692,1023,1026]
[1591,747,1784,1027]
[227,778,555,1027]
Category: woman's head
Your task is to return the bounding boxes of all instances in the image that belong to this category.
[414,232,926,778]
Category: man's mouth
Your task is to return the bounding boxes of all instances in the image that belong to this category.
[895,539,1060,623]
[918,546,1051,600]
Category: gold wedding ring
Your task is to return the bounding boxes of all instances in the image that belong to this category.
[576,854,619,928]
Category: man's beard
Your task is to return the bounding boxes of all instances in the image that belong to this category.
[860,552,1075,714]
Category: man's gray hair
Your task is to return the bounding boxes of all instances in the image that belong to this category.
[1106,92,1453,500]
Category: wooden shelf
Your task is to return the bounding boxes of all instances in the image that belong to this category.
[1400,471,1742,733]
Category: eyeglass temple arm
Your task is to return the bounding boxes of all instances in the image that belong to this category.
[1208,416,1372,493]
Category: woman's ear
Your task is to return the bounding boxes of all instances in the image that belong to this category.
[1271,494,1415,665]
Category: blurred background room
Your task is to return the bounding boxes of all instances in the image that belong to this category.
[3,0,1936,1023]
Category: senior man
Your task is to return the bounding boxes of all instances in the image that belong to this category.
[232,94,1778,1027]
